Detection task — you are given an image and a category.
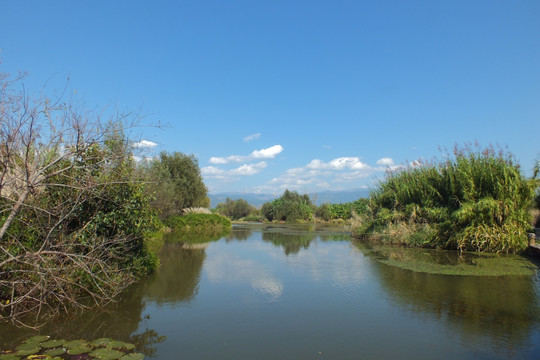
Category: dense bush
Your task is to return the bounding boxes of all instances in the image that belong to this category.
[142,152,209,220]
[354,146,537,253]
[1,124,160,323]
[165,213,231,230]
[317,199,369,220]
[261,190,315,222]
[315,203,334,221]
[215,198,257,220]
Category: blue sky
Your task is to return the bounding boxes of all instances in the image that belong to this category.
[1,0,539,194]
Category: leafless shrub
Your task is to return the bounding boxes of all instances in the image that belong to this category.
[0,70,154,327]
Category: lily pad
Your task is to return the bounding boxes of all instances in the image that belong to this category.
[42,348,66,357]
[66,346,92,355]
[120,353,145,360]
[27,355,51,359]
[63,340,88,349]
[88,348,124,360]
[14,343,40,357]
[90,338,114,347]
[106,341,135,351]
[40,340,65,349]
[23,336,50,344]
[0,354,21,360]
[14,343,39,352]
[14,347,40,357]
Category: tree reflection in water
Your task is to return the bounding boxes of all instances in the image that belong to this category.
[355,242,540,356]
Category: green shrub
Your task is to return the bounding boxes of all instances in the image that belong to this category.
[215,198,257,220]
[141,152,209,220]
[316,203,334,221]
[241,214,263,222]
[261,190,315,222]
[166,213,231,230]
[325,199,369,220]
[355,146,536,253]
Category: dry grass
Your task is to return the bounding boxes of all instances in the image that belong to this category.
[182,207,212,215]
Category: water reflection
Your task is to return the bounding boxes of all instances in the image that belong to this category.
[262,231,316,255]
[355,242,540,355]
[225,224,253,241]
[164,227,230,244]
[1,224,539,359]
[256,223,350,255]
[0,279,165,356]
[142,242,206,305]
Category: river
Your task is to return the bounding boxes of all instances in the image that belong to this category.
[1,223,539,359]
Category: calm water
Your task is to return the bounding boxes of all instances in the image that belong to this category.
[1,223,540,359]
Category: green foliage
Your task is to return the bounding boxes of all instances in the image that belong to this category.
[261,190,315,222]
[315,203,334,221]
[1,126,160,321]
[355,146,537,253]
[165,213,231,230]
[143,152,209,220]
[241,214,264,222]
[321,199,369,220]
[215,198,257,220]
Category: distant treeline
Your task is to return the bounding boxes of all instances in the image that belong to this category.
[214,189,369,223]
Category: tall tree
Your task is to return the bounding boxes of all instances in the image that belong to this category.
[146,152,209,219]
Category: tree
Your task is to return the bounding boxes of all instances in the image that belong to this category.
[215,198,255,220]
[0,71,157,326]
[144,151,209,220]
[261,190,315,222]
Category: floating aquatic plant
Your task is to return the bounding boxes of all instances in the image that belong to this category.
[0,336,145,359]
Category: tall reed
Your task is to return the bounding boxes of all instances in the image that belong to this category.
[356,146,537,253]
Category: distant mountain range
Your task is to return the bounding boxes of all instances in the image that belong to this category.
[208,188,371,208]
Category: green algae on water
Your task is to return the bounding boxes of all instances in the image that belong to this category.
[356,243,539,276]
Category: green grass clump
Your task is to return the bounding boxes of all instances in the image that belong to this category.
[354,145,538,253]
[165,213,231,230]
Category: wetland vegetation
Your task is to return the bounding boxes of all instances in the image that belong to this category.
[353,145,539,253]
[0,71,223,326]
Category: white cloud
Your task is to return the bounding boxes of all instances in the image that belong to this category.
[229,161,267,176]
[132,155,155,163]
[243,133,261,142]
[209,144,284,164]
[376,157,394,166]
[202,161,267,179]
[260,156,380,192]
[201,166,225,176]
[251,144,283,159]
[205,252,283,300]
[306,157,370,171]
[208,157,228,164]
[132,139,157,148]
